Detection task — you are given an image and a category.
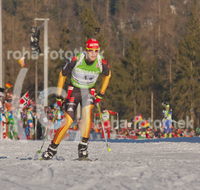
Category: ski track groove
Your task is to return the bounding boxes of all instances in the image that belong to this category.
[0,177,31,190]
[120,181,132,190]
[1,140,200,189]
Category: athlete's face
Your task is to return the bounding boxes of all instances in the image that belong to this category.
[86,50,98,62]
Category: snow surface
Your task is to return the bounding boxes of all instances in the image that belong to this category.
[1,140,200,190]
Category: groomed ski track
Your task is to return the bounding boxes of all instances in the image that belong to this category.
[1,138,200,190]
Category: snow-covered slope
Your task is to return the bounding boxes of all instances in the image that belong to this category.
[1,140,200,190]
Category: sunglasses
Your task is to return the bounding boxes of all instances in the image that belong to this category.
[87,48,99,53]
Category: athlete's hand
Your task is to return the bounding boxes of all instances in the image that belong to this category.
[95,93,104,104]
[56,95,64,107]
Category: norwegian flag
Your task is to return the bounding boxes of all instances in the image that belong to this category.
[134,114,142,123]
[20,92,30,108]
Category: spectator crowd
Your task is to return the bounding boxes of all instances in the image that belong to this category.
[0,88,199,141]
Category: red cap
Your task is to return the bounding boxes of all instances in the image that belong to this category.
[86,39,100,50]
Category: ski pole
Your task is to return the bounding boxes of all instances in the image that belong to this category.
[35,108,59,155]
[96,103,111,152]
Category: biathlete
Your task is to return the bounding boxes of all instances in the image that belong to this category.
[42,39,111,160]
[163,104,172,138]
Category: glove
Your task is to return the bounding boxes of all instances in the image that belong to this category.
[95,93,104,104]
[56,95,63,107]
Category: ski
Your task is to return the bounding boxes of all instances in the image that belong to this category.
[0,156,7,159]
[39,155,65,161]
[55,155,65,161]
[17,155,65,161]
[73,157,98,161]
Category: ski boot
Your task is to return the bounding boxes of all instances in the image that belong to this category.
[78,138,89,158]
[42,143,59,160]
